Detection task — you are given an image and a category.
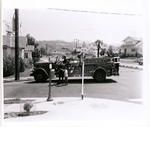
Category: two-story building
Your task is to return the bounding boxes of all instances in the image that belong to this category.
[3,33,27,59]
[88,42,97,57]
[120,36,143,57]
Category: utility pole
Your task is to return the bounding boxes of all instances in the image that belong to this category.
[15,9,19,80]
[74,39,79,48]
[97,43,100,58]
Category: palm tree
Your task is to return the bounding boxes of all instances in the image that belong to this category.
[95,39,103,58]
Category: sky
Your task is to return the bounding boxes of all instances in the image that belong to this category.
[2,0,148,45]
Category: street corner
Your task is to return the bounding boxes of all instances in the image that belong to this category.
[3,97,146,125]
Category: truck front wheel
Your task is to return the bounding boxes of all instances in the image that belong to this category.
[94,70,106,82]
[34,72,47,82]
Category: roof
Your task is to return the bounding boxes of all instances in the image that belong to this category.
[121,38,143,48]
[121,45,135,48]
[25,45,34,51]
[3,35,27,48]
[122,36,142,42]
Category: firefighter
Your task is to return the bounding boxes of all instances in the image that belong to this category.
[113,56,120,75]
[57,63,65,84]
[64,66,68,85]
[62,55,67,63]
[57,55,67,84]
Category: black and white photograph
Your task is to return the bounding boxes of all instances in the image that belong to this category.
[1,0,149,127]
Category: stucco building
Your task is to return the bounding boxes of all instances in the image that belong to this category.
[3,33,27,59]
[120,36,143,57]
[24,45,34,63]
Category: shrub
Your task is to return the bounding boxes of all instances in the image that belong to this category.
[119,53,126,58]
[33,57,40,63]
[19,58,25,72]
[137,54,143,58]
[3,56,26,77]
[25,58,33,68]
[130,54,133,57]
[28,58,33,67]
[23,102,33,114]
[3,56,15,77]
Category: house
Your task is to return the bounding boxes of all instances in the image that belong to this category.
[3,33,27,59]
[24,45,34,63]
[120,36,143,57]
[88,42,109,57]
[88,42,98,57]
[108,45,120,54]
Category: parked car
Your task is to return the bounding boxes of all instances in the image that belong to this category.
[138,58,143,65]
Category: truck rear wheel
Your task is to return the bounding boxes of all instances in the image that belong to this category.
[94,70,106,82]
[34,72,47,82]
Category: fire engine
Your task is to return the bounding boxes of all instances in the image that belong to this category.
[30,56,119,82]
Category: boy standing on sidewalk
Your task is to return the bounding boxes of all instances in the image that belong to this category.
[64,67,68,85]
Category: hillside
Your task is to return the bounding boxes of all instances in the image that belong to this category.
[36,40,92,51]
[37,40,76,51]
[36,40,95,59]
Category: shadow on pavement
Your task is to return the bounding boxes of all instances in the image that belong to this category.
[4,79,33,83]
[25,78,117,84]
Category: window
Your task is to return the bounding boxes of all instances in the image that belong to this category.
[131,49,135,52]
[126,41,133,45]
[24,53,28,58]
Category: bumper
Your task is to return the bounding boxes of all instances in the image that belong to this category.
[30,73,34,76]
[30,70,34,76]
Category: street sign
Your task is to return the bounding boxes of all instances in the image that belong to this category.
[81,52,84,100]
[47,63,53,101]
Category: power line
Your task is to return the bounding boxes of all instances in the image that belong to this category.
[47,8,142,16]
[3,20,11,24]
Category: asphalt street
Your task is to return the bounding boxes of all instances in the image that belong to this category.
[4,67,143,103]
[3,67,149,126]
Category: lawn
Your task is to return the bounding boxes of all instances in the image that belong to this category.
[4,98,47,119]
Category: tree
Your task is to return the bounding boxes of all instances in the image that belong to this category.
[100,48,105,56]
[32,48,41,63]
[26,34,39,48]
[34,43,39,49]
[108,45,114,57]
[95,39,103,58]
[40,47,47,55]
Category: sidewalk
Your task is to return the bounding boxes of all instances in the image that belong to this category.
[119,62,143,70]
[3,97,148,126]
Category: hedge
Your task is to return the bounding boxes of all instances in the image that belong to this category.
[3,56,25,77]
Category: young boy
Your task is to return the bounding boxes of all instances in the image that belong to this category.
[64,67,68,85]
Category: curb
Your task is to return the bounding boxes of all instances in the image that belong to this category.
[3,97,143,103]
[119,64,143,70]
